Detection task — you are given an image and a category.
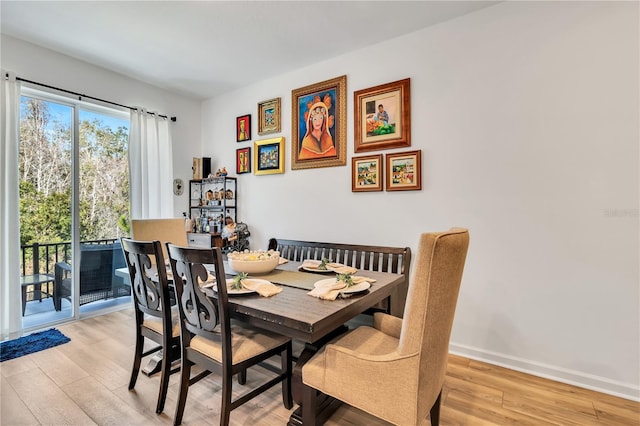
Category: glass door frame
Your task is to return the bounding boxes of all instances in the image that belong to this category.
[20,85,131,331]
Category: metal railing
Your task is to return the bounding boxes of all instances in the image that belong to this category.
[20,239,119,277]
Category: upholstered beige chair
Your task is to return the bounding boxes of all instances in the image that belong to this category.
[131,218,188,261]
[302,228,470,426]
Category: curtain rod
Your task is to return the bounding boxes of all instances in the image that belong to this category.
[8,74,177,122]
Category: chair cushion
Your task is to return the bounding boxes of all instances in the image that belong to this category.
[142,308,180,338]
[303,325,399,390]
[190,324,289,365]
[303,325,420,425]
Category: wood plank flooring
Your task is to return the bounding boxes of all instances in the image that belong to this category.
[1,308,638,425]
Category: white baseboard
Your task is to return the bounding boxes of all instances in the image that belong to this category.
[449,343,640,402]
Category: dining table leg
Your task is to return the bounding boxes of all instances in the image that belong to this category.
[288,326,348,426]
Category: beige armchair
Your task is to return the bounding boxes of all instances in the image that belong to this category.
[302,228,470,426]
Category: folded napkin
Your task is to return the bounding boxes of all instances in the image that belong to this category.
[299,259,322,270]
[307,276,376,301]
[198,273,216,287]
[278,257,289,265]
[236,278,282,297]
[326,262,357,274]
[299,259,357,274]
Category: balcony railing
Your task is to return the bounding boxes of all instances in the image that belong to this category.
[20,239,119,277]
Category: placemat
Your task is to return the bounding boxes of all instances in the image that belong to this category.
[252,269,325,291]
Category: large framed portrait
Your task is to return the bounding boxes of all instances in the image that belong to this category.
[254,137,285,175]
[352,154,383,192]
[258,97,281,135]
[236,147,251,174]
[236,114,251,142]
[386,150,422,191]
[291,75,347,170]
[354,78,411,152]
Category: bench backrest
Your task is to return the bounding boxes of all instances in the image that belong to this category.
[268,238,411,316]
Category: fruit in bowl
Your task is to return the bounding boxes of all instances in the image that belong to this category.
[227,249,280,274]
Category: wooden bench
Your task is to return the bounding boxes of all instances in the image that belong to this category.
[268,238,411,317]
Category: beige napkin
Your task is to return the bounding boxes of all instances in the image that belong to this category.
[299,259,357,274]
[278,257,289,265]
[299,259,323,270]
[237,278,282,297]
[307,276,376,300]
[198,273,216,287]
[326,262,357,274]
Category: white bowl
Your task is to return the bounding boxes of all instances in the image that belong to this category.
[227,251,280,274]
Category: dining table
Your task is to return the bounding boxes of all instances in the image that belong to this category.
[209,259,404,426]
[118,257,405,425]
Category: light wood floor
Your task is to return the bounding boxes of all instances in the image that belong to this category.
[1,308,638,425]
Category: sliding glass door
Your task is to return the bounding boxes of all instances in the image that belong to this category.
[19,89,130,330]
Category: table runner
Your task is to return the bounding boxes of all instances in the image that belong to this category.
[248,269,324,291]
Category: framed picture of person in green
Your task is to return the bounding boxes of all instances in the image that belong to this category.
[354,78,411,153]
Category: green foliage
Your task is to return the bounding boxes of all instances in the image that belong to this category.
[19,96,130,246]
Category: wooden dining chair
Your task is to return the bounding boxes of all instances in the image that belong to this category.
[121,238,180,414]
[302,228,470,426]
[166,243,293,426]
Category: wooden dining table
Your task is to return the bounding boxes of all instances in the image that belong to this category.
[118,258,404,425]
[212,260,405,426]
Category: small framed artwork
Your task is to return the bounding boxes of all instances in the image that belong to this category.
[352,154,383,192]
[254,137,285,175]
[236,114,251,142]
[258,97,281,135]
[236,147,251,174]
[291,75,347,170]
[386,150,422,191]
[354,78,411,153]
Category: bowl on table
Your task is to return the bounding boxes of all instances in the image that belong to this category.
[227,250,280,274]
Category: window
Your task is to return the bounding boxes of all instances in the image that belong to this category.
[19,88,131,326]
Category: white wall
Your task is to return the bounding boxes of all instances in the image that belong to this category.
[201,2,639,399]
[1,34,202,216]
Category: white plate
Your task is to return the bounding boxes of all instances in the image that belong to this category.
[302,266,335,274]
[211,278,259,295]
[313,278,371,294]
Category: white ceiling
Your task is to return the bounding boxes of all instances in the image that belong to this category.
[1,1,498,100]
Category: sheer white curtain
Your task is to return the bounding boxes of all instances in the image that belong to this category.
[1,71,22,340]
[129,109,174,219]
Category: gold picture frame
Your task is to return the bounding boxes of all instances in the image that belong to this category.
[354,78,411,153]
[291,75,347,170]
[258,97,281,135]
[254,137,285,175]
[352,154,383,192]
[386,150,422,191]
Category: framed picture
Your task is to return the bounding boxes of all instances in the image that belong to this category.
[254,137,285,175]
[352,154,383,192]
[258,97,281,135]
[236,114,251,142]
[291,75,347,170]
[354,78,411,153]
[236,147,251,174]
[386,150,422,191]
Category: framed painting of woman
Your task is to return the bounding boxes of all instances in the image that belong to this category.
[291,75,346,169]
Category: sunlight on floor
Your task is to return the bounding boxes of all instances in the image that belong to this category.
[22,296,132,330]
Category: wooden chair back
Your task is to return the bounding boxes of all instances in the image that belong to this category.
[165,244,231,356]
[121,238,172,322]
